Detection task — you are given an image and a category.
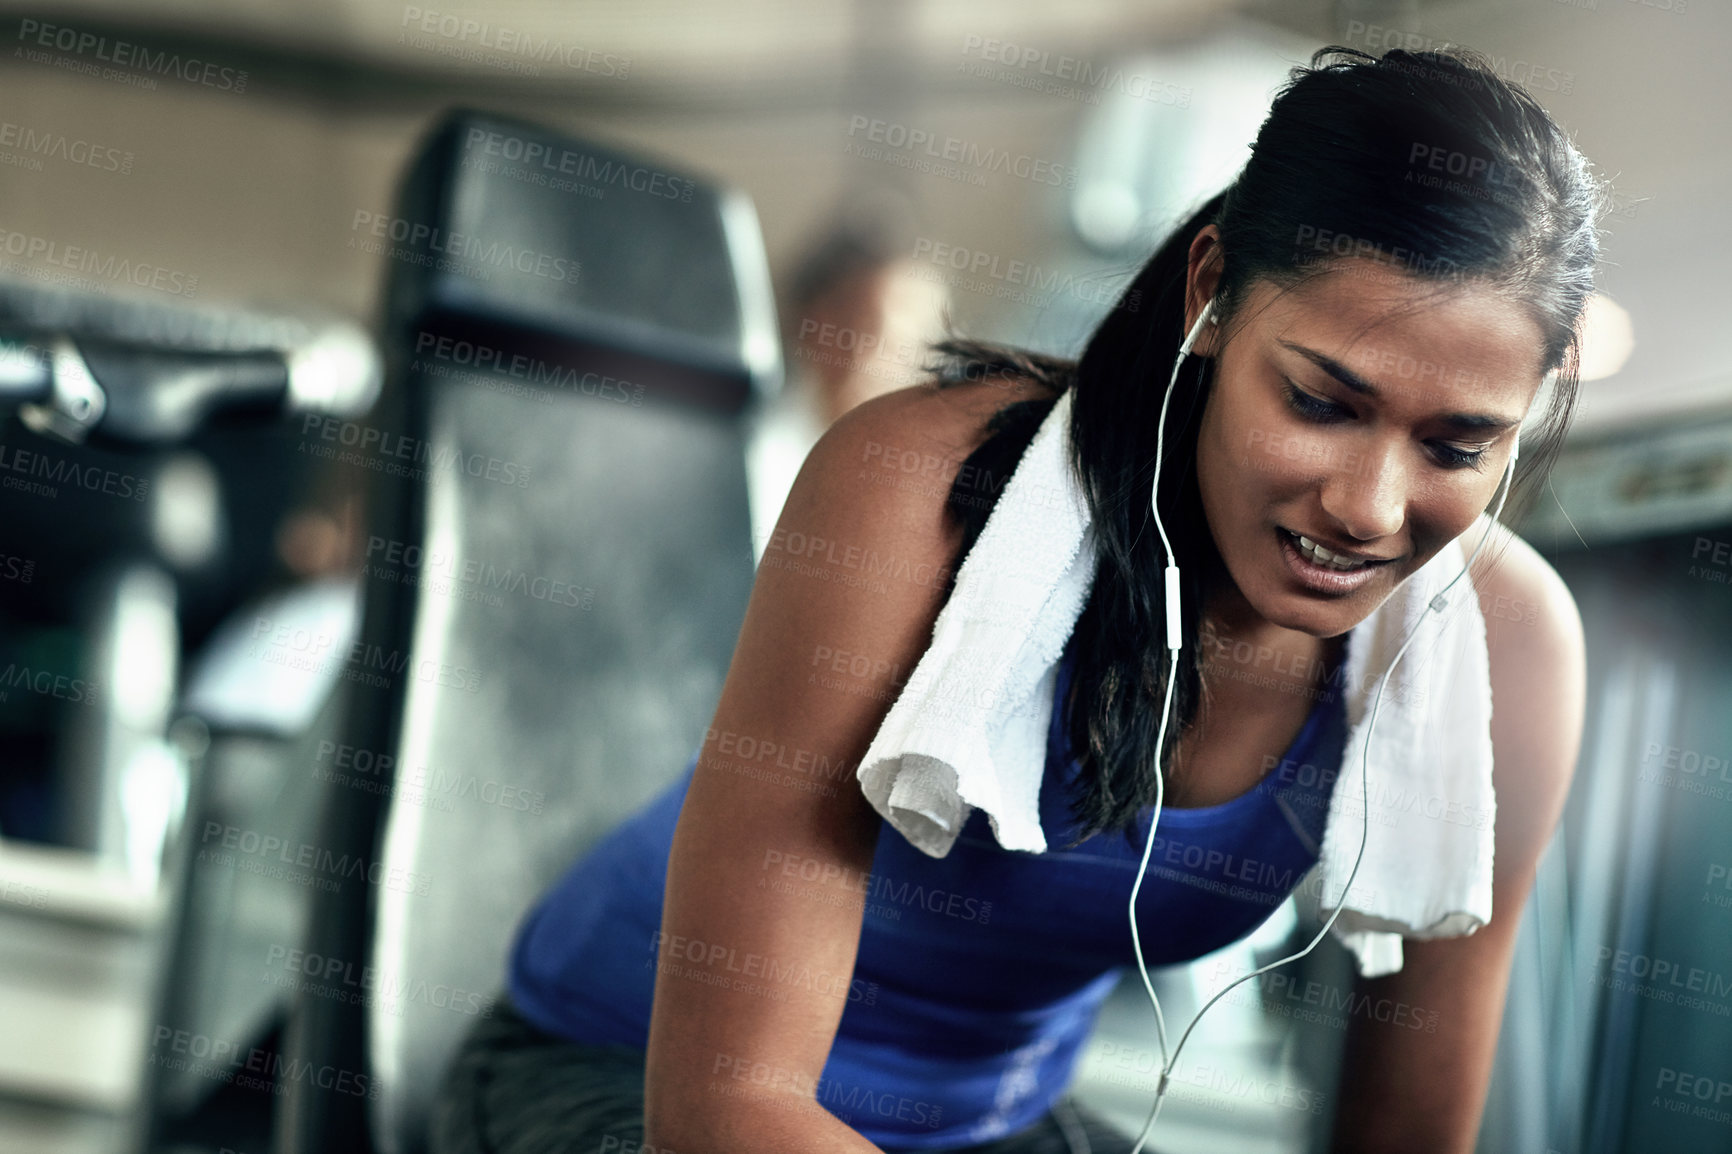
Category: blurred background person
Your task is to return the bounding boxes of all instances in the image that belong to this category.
[746,194,951,555]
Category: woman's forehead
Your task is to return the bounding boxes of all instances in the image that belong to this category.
[1242,269,1547,413]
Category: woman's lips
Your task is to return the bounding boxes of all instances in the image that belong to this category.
[1276,527,1391,594]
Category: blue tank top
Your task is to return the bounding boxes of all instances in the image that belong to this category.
[508,629,1350,1150]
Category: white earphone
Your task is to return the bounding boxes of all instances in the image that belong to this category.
[1125,296,1519,1153]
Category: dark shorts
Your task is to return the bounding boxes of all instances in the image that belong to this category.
[429,995,1144,1154]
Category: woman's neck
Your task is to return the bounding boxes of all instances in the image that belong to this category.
[1197,582,1346,702]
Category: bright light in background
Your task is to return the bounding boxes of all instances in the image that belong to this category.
[152,452,222,571]
[1578,291,1635,382]
[121,742,186,887]
[1069,21,1316,254]
[113,574,177,727]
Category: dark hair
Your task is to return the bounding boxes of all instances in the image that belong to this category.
[929,45,1608,847]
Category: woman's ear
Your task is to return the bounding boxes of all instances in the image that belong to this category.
[1184,225,1225,357]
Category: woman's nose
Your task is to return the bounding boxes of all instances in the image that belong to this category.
[1318,441,1406,543]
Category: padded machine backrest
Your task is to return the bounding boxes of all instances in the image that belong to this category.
[276,109,778,1154]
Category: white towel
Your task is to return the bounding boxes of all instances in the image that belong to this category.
[855,388,1497,979]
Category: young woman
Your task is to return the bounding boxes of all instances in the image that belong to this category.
[432,45,1602,1154]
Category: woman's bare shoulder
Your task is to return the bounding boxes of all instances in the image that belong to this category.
[1466,517,1586,855]
[1466,518,1584,687]
[787,374,1063,540]
[741,372,1065,725]
[818,375,1063,470]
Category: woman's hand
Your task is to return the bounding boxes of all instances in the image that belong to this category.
[1329,521,1586,1153]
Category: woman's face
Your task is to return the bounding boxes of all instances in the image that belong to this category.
[1193,263,1548,639]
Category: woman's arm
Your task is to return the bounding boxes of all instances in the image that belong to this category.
[643,375,1057,1153]
[1329,522,1587,1153]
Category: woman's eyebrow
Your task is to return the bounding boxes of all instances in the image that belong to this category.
[1276,339,1519,433]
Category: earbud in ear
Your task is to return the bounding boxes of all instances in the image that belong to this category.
[1178,297,1217,357]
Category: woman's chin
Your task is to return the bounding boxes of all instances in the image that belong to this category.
[1242,581,1386,639]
